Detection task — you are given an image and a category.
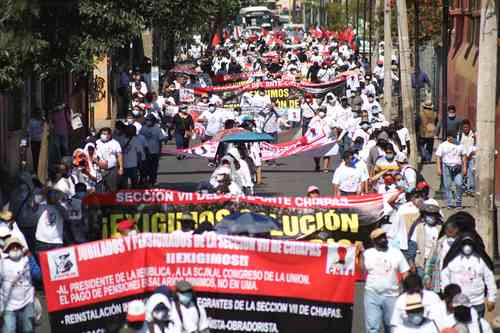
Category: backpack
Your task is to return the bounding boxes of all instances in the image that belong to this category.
[401,165,426,185]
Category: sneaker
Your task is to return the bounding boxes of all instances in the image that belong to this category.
[447,205,455,210]
[455,206,463,211]
[208,162,216,168]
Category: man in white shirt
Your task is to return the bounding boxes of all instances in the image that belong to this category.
[173,281,210,333]
[459,119,475,194]
[362,228,409,333]
[95,127,124,192]
[435,135,467,209]
[332,150,366,196]
[197,103,224,141]
[0,237,35,333]
[392,293,441,333]
[300,97,318,135]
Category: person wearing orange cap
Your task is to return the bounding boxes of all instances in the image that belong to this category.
[116,219,138,238]
[362,228,410,333]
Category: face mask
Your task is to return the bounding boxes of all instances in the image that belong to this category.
[318,112,326,118]
[8,249,23,261]
[396,180,405,188]
[423,215,437,226]
[100,134,109,142]
[375,237,389,251]
[462,244,473,256]
[385,154,395,161]
[448,114,456,119]
[178,292,193,306]
[34,194,44,204]
[152,309,169,322]
[132,110,141,117]
[407,313,424,326]
[209,106,216,113]
[128,230,138,236]
[0,239,5,249]
[446,236,455,246]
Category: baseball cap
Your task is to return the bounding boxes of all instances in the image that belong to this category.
[117,219,136,232]
[176,280,193,292]
[307,185,320,194]
[127,300,146,322]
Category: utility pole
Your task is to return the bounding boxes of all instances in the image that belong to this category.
[475,0,498,257]
[414,0,420,112]
[396,0,418,167]
[368,0,373,69]
[383,0,392,121]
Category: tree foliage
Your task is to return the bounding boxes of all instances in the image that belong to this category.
[0,0,241,91]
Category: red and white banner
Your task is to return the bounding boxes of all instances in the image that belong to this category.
[195,78,346,96]
[40,233,357,332]
[162,133,337,161]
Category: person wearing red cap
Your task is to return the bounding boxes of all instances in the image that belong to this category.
[119,300,146,333]
[116,219,138,238]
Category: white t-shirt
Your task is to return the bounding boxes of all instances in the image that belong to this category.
[397,127,410,147]
[54,176,76,198]
[363,247,410,296]
[172,302,210,333]
[96,139,122,169]
[332,164,364,193]
[391,290,443,327]
[0,256,34,311]
[200,110,224,137]
[35,204,64,244]
[435,141,465,166]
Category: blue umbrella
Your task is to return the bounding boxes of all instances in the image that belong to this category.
[215,212,281,235]
[221,132,274,143]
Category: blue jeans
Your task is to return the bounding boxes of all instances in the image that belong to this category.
[364,289,396,333]
[465,158,475,192]
[442,163,463,207]
[175,133,189,149]
[3,303,34,333]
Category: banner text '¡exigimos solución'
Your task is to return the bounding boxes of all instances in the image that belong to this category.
[100,209,359,238]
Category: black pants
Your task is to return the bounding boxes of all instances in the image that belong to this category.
[102,167,118,192]
[145,153,160,184]
[31,141,41,172]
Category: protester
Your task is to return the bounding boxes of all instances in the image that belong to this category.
[119,300,147,333]
[145,293,178,333]
[332,150,367,196]
[392,293,440,333]
[449,294,493,333]
[458,119,475,195]
[34,189,65,253]
[95,127,124,192]
[307,185,320,197]
[0,237,36,333]
[362,228,409,333]
[391,274,443,329]
[140,115,167,186]
[172,107,194,159]
[435,133,467,209]
[441,233,496,317]
[28,108,44,173]
[172,281,210,333]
